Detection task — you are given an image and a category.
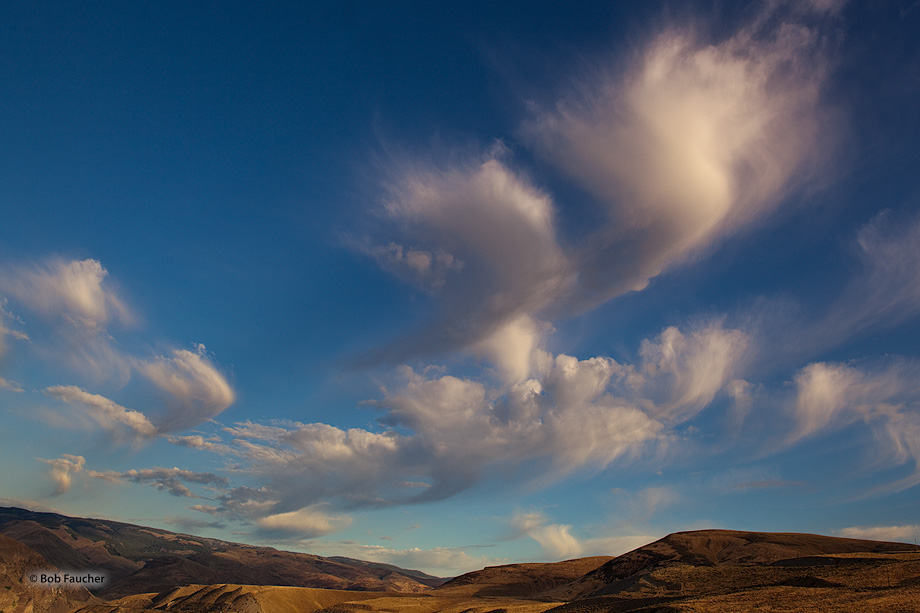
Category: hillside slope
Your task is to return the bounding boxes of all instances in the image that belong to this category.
[551,529,920,600]
[0,532,100,613]
[0,506,443,599]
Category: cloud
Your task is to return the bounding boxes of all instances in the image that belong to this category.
[523,6,834,311]
[256,504,352,538]
[312,541,508,577]
[826,211,920,339]
[362,241,463,288]
[137,344,235,431]
[0,297,29,361]
[38,454,85,495]
[789,359,920,492]
[0,377,24,393]
[43,385,158,442]
[836,525,920,543]
[0,259,132,333]
[512,511,582,559]
[0,258,235,428]
[90,467,229,498]
[366,151,573,366]
[638,324,750,423]
[361,3,836,385]
[185,320,751,515]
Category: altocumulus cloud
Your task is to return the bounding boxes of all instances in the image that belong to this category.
[176,319,750,529]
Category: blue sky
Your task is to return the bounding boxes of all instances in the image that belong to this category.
[2,0,920,576]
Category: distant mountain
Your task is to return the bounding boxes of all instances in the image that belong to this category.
[0,506,444,599]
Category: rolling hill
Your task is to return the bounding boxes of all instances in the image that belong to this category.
[3,507,920,612]
[0,506,443,599]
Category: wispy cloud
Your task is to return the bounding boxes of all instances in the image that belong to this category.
[89,466,229,498]
[0,258,132,333]
[361,2,838,388]
[788,359,920,492]
[523,4,835,312]
[512,511,582,559]
[256,504,352,539]
[0,257,236,436]
[43,385,158,442]
[38,454,86,495]
[836,525,920,543]
[312,540,507,577]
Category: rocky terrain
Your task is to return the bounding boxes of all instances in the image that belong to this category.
[0,532,99,613]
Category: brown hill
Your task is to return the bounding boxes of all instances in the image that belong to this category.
[0,506,444,599]
[551,529,920,600]
[437,556,614,598]
[0,532,101,613]
[71,583,393,613]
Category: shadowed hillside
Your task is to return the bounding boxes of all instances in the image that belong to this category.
[0,533,100,613]
[548,529,920,600]
[0,506,443,599]
[5,511,920,612]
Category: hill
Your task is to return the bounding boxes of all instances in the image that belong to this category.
[437,556,614,598]
[5,510,920,612]
[0,506,443,599]
[549,528,920,600]
[0,532,100,613]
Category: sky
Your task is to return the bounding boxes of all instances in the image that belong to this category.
[2,0,920,577]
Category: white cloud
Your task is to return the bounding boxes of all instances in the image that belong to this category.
[43,385,158,442]
[177,319,756,514]
[0,259,131,333]
[512,511,583,559]
[471,313,551,384]
[256,504,352,538]
[523,7,833,309]
[0,377,24,393]
[836,525,920,543]
[38,454,85,495]
[788,359,920,492]
[312,541,507,577]
[137,344,235,431]
[367,152,573,366]
[638,325,751,422]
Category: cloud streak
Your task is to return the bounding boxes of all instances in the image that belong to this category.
[44,385,158,442]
